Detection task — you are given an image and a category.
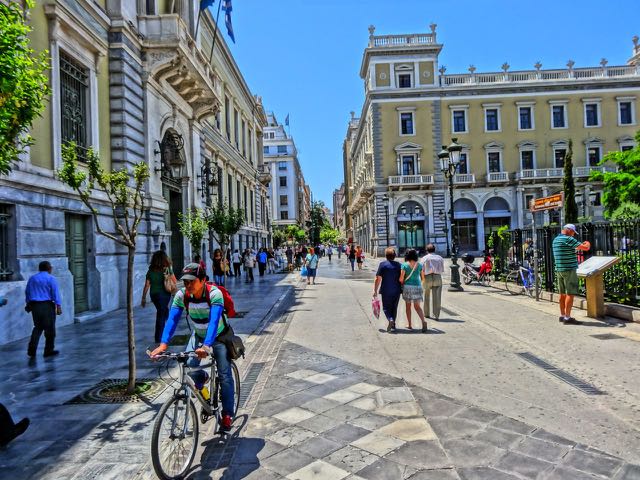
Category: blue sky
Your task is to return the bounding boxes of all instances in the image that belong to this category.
[221,0,639,208]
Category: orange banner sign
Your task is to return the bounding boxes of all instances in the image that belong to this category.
[530,193,564,212]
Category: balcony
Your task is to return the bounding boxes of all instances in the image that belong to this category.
[348,180,375,213]
[453,174,475,184]
[257,164,271,185]
[574,165,617,177]
[139,15,222,121]
[516,168,563,180]
[388,174,434,188]
[487,172,510,183]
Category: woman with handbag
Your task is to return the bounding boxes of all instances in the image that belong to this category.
[304,247,319,285]
[373,248,402,332]
[399,249,428,333]
[141,250,177,343]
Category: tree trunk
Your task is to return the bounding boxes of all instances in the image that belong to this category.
[126,246,137,394]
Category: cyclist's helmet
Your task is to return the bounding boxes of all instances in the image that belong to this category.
[181,263,207,281]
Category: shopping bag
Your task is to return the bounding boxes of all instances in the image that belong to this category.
[371,297,381,319]
[301,266,308,277]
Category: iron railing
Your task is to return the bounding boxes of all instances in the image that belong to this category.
[486,221,640,306]
[60,52,89,161]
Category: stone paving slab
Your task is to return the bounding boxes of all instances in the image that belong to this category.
[206,340,640,480]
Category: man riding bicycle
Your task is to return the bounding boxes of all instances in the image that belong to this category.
[150,263,234,431]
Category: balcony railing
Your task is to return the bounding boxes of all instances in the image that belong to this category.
[388,174,434,186]
[453,174,475,184]
[441,64,639,88]
[487,172,510,182]
[574,165,617,177]
[370,33,435,48]
[517,168,564,180]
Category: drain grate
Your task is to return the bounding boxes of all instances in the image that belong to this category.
[516,352,606,395]
[591,333,624,340]
[440,307,459,317]
[239,362,265,408]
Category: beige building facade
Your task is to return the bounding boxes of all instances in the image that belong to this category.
[345,26,640,257]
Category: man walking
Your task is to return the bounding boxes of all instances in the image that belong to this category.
[25,261,62,357]
[552,224,591,325]
[420,244,445,320]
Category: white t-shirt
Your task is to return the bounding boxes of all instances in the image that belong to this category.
[232,252,241,263]
[420,253,445,275]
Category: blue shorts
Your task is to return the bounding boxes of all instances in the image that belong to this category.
[307,267,317,277]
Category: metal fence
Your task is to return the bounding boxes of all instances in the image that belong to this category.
[486,221,640,307]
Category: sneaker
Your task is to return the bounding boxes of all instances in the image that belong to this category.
[43,350,59,357]
[559,316,566,323]
[220,414,233,432]
[563,318,583,325]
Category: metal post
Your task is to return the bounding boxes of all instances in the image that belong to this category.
[448,170,463,291]
[384,204,389,247]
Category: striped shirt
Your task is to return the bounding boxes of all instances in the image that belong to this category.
[171,287,226,337]
[552,234,582,271]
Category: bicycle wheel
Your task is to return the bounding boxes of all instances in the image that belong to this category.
[481,273,491,287]
[231,361,241,416]
[151,395,199,480]
[505,271,524,295]
[461,268,473,285]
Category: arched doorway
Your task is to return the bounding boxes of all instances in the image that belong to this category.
[483,197,511,235]
[159,129,187,273]
[453,198,477,252]
[397,200,426,253]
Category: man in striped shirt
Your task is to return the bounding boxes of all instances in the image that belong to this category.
[552,224,591,325]
[151,263,234,431]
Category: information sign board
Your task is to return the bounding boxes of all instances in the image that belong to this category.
[530,193,564,212]
[576,256,619,277]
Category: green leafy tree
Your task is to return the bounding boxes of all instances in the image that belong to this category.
[563,140,579,224]
[205,202,244,261]
[178,209,208,256]
[307,201,329,244]
[320,226,340,244]
[591,131,640,217]
[272,228,286,248]
[285,224,305,243]
[610,202,640,221]
[0,0,50,175]
[58,142,149,394]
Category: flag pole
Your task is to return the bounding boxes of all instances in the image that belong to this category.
[208,0,223,65]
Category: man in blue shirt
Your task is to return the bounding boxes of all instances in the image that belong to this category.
[25,261,62,357]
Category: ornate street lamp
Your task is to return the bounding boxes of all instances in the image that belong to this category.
[439,138,464,292]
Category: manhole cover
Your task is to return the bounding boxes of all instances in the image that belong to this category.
[590,333,624,340]
[65,378,168,404]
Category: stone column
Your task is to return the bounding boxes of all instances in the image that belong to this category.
[516,187,524,229]
[477,212,485,253]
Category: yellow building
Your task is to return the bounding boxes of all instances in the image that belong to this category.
[346,26,640,256]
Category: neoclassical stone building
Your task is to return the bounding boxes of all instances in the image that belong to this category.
[0,0,270,344]
[345,25,640,257]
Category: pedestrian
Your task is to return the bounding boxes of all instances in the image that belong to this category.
[304,247,319,285]
[326,245,333,262]
[267,249,277,273]
[420,244,444,321]
[400,249,428,332]
[232,249,242,278]
[356,245,364,270]
[286,246,294,271]
[373,248,402,332]
[348,244,356,271]
[141,250,177,343]
[257,248,268,277]
[338,243,342,259]
[212,249,225,286]
[243,248,255,283]
[552,224,591,325]
[25,261,62,357]
[225,249,234,277]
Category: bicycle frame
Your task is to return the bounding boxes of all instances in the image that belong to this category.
[518,266,535,289]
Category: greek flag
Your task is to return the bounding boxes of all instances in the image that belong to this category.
[199,0,215,11]
[222,0,235,43]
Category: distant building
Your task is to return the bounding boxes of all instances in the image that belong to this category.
[345,25,640,257]
[333,184,346,233]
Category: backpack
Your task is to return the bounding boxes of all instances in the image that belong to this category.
[183,282,237,318]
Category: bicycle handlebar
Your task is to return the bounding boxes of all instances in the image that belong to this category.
[146,350,204,361]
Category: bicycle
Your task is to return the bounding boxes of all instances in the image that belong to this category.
[460,254,492,286]
[505,261,539,297]
[148,350,240,480]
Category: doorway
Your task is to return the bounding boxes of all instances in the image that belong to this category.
[65,214,89,313]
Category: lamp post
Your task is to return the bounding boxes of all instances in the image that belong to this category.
[439,209,450,257]
[438,138,464,292]
[400,204,420,250]
[382,195,390,248]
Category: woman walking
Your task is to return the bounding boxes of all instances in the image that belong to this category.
[141,250,177,343]
[243,248,255,283]
[356,245,364,270]
[399,249,428,332]
[348,244,356,271]
[212,249,225,286]
[304,247,319,285]
[373,248,402,332]
[232,249,242,278]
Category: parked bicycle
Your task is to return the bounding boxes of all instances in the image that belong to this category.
[460,254,492,286]
[148,350,240,480]
[505,261,539,297]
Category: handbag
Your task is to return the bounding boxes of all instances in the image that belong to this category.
[217,324,245,360]
[301,265,308,277]
[163,267,177,294]
[371,297,381,319]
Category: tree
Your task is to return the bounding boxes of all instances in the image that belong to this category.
[272,228,286,248]
[591,131,640,217]
[205,202,245,262]
[307,201,329,244]
[0,0,50,175]
[610,202,640,221]
[285,224,305,243]
[178,209,208,257]
[320,226,340,244]
[58,142,149,394]
[563,139,579,224]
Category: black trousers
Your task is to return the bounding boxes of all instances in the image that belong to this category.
[233,263,241,276]
[150,291,171,343]
[258,262,266,276]
[27,301,56,355]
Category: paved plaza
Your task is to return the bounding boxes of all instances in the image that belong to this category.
[1,259,640,479]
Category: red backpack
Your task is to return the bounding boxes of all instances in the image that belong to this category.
[184,282,237,318]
